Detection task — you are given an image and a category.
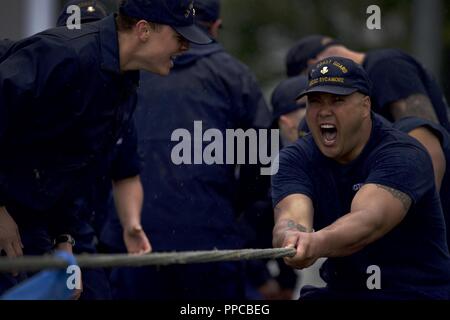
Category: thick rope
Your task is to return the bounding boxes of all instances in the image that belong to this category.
[0,248,296,273]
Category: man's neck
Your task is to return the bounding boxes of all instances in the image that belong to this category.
[118,31,135,72]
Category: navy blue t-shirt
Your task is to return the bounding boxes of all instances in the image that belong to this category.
[0,39,14,60]
[363,49,450,132]
[394,116,450,249]
[272,115,450,298]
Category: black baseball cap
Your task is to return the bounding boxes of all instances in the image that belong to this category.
[297,56,371,99]
[57,0,108,27]
[271,75,308,121]
[286,35,340,77]
[120,0,212,45]
[195,0,220,22]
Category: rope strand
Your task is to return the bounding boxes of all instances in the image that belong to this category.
[0,248,296,273]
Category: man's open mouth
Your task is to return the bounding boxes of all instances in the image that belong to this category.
[320,124,337,146]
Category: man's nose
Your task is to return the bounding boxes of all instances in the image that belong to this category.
[318,103,333,117]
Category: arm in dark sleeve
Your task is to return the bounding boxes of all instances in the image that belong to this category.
[110,121,141,182]
[0,38,81,236]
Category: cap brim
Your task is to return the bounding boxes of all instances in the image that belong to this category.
[173,25,212,45]
[272,103,306,122]
[296,86,358,100]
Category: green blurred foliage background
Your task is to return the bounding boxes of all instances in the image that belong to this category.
[220,0,412,83]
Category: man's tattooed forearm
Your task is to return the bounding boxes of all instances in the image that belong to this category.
[287,220,313,233]
[375,184,412,211]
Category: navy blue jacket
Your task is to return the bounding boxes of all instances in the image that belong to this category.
[0,15,138,236]
[82,121,141,237]
[101,41,271,251]
[0,39,14,59]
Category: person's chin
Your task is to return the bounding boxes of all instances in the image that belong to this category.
[316,140,339,159]
[142,61,171,76]
[149,66,170,76]
[158,68,171,76]
[160,61,173,76]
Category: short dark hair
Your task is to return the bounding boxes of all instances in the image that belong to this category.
[115,13,161,32]
[115,13,139,31]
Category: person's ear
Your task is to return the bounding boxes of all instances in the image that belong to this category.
[279,115,292,128]
[135,20,151,41]
[209,19,222,39]
[362,95,371,118]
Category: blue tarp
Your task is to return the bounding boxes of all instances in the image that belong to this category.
[1,251,78,300]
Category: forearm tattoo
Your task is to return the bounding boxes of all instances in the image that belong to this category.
[287,220,313,233]
[390,94,439,123]
[375,184,412,211]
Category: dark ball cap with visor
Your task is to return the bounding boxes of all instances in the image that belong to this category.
[271,75,308,121]
[120,0,212,45]
[297,56,371,99]
[286,35,341,77]
[194,0,220,22]
[57,0,108,27]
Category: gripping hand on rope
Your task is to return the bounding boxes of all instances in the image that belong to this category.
[0,207,23,259]
[272,194,318,270]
